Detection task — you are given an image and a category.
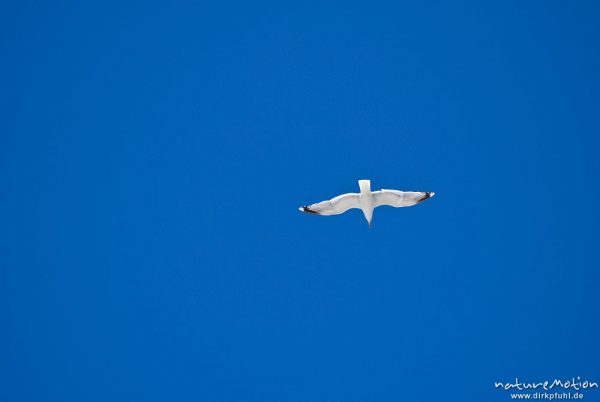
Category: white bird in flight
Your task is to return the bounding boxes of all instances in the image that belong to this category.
[299,179,434,227]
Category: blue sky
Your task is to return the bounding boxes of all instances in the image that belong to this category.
[1,1,599,401]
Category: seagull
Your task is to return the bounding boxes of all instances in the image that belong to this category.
[299,179,434,227]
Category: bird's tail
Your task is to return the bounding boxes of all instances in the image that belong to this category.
[358,179,370,193]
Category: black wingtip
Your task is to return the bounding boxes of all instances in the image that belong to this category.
[417,192,434,203]
[300,206,320,215]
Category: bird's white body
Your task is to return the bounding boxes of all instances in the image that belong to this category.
[358,180,374,225]
[299,179,434,227]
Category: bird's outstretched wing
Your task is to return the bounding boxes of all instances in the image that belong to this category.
[372,190,435,208]
[299,193,360,215]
